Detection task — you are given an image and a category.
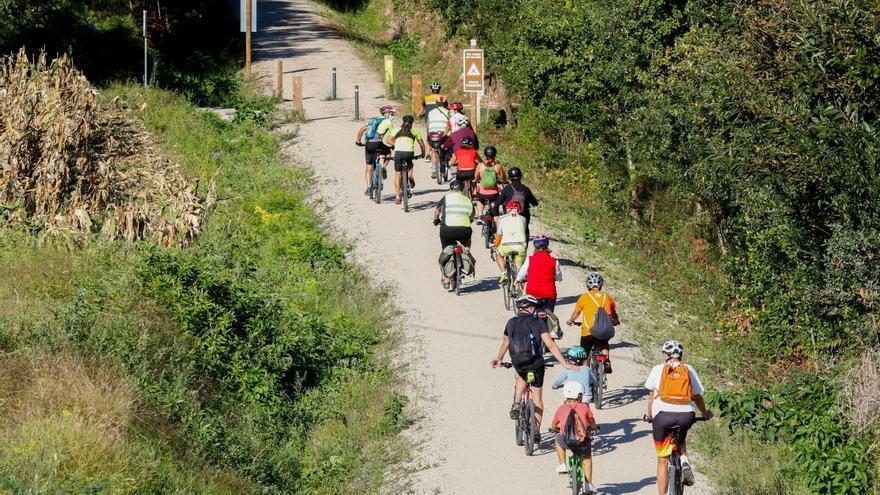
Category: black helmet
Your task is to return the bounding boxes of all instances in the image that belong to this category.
[449,179,463,191]
[461,136,474,146]
[508,167,522,180]
[484,145,497,158]
[402,114,415,124]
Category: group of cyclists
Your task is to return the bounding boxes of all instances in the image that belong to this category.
[353,81,712,495]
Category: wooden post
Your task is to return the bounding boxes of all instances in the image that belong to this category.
[245,0,252,79]
[292,76,303,115]
[384,55,394,98]
[411,75,422,115]
[275,60,283,98]
[469,91,478,127]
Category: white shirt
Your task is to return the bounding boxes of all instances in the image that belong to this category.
[515,255,563,283]
[644,362,705,416]
[497,213,527,246]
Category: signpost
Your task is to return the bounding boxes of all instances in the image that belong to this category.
[462,41,485,125]
[142,10,147,88]
[241,0,257,79]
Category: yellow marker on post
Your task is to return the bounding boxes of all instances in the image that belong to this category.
[384,55,394,98]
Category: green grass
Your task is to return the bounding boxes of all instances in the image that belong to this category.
[0,85,408,493]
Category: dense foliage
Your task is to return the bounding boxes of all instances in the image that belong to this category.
[0,0,241,104]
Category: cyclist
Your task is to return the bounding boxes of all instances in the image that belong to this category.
[419,80,446,120]
[490,295,577,444]
[495,167,538,238]
[448,136,481,198]
[426,98,451,178]
[551,346,598,404]
[443,114,479,153]
[566,272,620,374]
[516,235,562,311]
[385,115,426,205]
[433,180,474,288]
[355,105,395,195]
[645,340,713,493]
[549,381,598,493]
[474,145,507,220]
[494,200,527,284]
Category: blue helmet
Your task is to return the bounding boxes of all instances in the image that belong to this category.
[566,346,588,362]
[532,235,550,248]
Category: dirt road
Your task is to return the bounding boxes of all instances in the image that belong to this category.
[252,2,709,493]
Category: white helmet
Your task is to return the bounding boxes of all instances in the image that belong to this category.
[562,381,585,400]
[452,113,469,129]
[661,340,684,359]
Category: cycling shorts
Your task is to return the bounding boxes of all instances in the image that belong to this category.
[580,335,610,354]
[456,169,476,182]
[513,364,545,388]
[556,433,592,457]
[394,151,415,172]
[476,192,499,205]
[651,411,696,458]
[497,244,526,268]
[439,225,472,248]
[365,141,391,165]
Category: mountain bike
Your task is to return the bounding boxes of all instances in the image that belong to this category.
[500,362,554,456]
[644,416,708,495]
[501,252,521,312]
[371,152,387,204]
[551,425,599,495]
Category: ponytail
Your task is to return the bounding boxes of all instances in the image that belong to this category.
[396,121,415,140]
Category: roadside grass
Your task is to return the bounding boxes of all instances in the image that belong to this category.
[0,84,407,493]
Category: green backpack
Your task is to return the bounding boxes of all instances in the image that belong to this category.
[481,166,498,189]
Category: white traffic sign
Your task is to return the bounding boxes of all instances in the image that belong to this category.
[462,49,484,93]
[240,0,257,32]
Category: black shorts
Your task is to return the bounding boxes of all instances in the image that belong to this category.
[456,169,476,182]
[394,151,415,172]
[513,364,545,388]
[581,334,610,354]
[652,411,696,457]
[439,225,472,248]
[365,141,390,165]
[476,192,499,205]
[536,298,556,313]
[556,433,592,457]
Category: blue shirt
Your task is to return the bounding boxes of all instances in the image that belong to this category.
[552,366,599,402]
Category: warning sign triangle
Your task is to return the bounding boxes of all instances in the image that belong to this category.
[467,63,481,76]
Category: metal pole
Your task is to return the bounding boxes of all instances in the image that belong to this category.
[331,67,337,100]
[354,85,360,120]
[142,10,147,87]
[245,0,252,79]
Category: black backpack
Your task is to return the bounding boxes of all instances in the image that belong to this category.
[507,317,540,366]
[588,292,616,340]
[563,405,590,449]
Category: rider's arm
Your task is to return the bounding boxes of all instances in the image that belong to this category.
[551,372,567,389]
[693,395,712,418]
[491,335,510,366]
[555,262,563,282]
[567,305,582,326]
[527,188,539,207]
[646,390,655,419]
[515,258,529,283]
[542,333,577,371]
[417,138,427,157]
[610,299,621,325]
[355,126,367,143]
[498,164,508,183]
[449,154,458,166]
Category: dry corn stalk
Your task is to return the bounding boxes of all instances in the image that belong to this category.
[0,49,206,247]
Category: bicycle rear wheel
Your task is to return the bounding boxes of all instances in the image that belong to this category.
[402,168,410,212]
[515,403,525,446]
[525,400,537,456]
[454,253,462,296]
[372,164,382,204]
[668,453,684,495]
[594,363,605,409]
[570,460,581,495]
[502,277,511,310]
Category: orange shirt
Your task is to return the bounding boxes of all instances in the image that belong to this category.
[574,290,617,337]
[454,148,478,171]
[552,402,594,432]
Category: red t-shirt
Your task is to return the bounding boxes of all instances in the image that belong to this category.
[455,148,478,171]
[552,402,593,432]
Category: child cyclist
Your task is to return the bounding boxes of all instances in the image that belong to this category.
[549,382,598,493]
[551,346,599,403]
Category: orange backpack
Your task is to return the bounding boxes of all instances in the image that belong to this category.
[659,363,692,405]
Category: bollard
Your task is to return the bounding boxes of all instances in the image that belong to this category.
[354,85,360,121]
[275,60,283,98]
[142,10,148,88]
[292,76,303,115]
[331,67,337,100]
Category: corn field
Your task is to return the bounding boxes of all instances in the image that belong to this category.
[0,49,208,246]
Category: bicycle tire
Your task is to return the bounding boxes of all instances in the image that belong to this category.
[502,277,511,310]
[454,253,462,296]
[402,168,409,212]
[595,363,605,409]
[525,400,536,456]
[372,163,382,204]
[668,453,683,495]
[483,225,491,250]
[571,458,581,495]
[515,402,525,446]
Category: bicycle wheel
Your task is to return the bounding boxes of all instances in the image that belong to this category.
[454,253,462,296]
[594,363,605,409]
[502,276,511,310]
[372,164,382,204]
[570,458,581,495]
[483,225,491,250]
[515,403,525,446]
[668,454,683,495]
[402,168,409,212]
[525,400,537,456]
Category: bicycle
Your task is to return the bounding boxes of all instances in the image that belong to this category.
[549,425,599,495]
[428,133,448,184]
[501,252,521,312]
[644,416,709,495]
[356,142,387,204]
[499,362,554,456]
[449,241,465,296]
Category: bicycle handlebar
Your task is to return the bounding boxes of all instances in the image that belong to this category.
[642,415,711,424]
[498,362,555,369]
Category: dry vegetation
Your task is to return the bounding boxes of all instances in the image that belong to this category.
[842,348,880,435]
[0,49,209,246]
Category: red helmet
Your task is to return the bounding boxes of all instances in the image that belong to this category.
[449,102,464,112]
[505,201,522,212]
[379,104,396,114]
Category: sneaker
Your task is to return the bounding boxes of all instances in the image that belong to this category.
[682,460,695,486]
[509,402,520,420]
[499,272,508,284]
[555,464,568,474]
[604,360,613,374]
[431,167,437,178]
[381,167,387,179]
[364,187,371,196]
[395,196,401,205]
[475,218,483,226]
[533,430,542,444]
[585,481,597,494]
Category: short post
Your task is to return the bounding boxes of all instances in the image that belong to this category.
[384,55,394,98]
[469,91,478,127]
[354,84,360,120]
[411,74,422,115]
[245,0,252,79]
[292,76,303,115]
[142,10,148,87]
[331,67,337,100]
[275,60,283,98]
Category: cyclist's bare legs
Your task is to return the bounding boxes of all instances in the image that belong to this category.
[476,199,485,218]
[656,457,670,495]
[495,253,507,274]
[514,373,526,403]
[533,386,544,428]
[583,457,593,485]
[394,171,402,198]
[554,442,566,465]
[365,164,373,188]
